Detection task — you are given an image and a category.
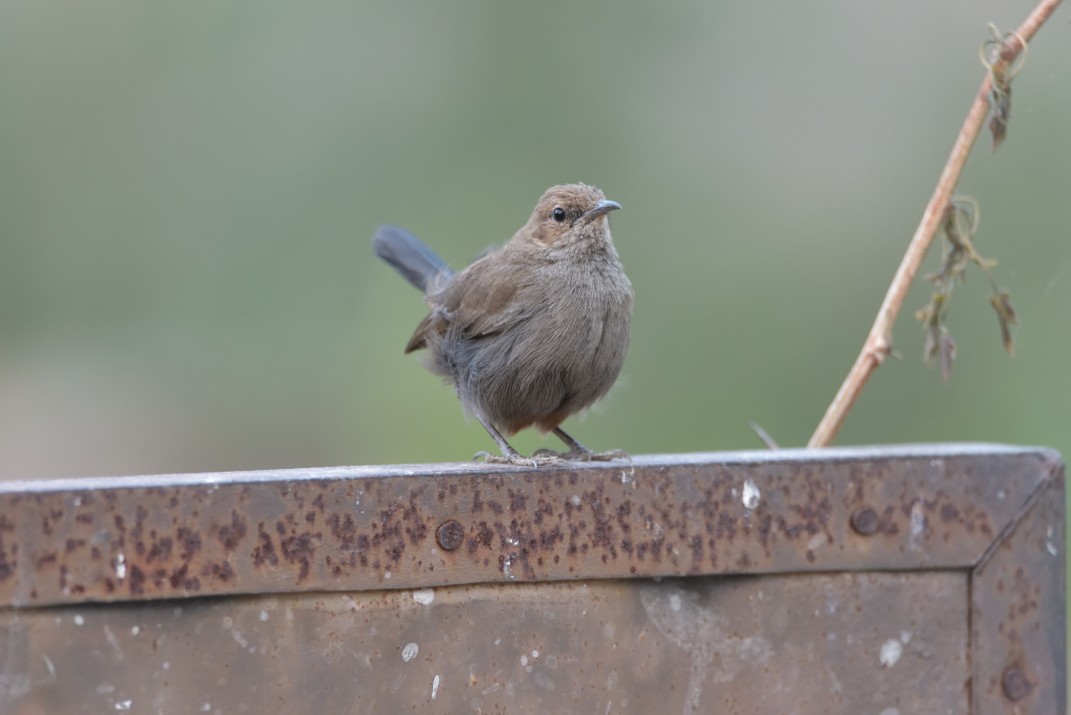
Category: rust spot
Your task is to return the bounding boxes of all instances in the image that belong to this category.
[280,533,317,582]
[510,490,527,512]
[146,537,173,563]
[218,511,248,551]
[207,561,236,582]
[129,565,146,595]
[328,514,357,547]
[0,543,13,582]
[939,503,960,523]
[177,527,202,561]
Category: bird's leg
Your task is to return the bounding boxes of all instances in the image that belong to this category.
[543,427,630,462]
[473,415,561,466]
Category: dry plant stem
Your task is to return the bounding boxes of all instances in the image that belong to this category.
[807,0,1062,449]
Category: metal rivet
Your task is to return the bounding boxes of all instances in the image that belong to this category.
[850,507,879,536]
[436,520,464,551]
[1002,667,1031,701]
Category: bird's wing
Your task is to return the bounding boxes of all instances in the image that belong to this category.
[404,254,534,352]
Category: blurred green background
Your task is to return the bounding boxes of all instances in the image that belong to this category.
[1,1,1069,480]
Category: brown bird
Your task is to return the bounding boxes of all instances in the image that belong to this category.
[373,183,633,465]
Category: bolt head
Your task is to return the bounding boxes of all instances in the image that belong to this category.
[850,507,879,535]
[1002,667,1031,701]
[436,520,464,551]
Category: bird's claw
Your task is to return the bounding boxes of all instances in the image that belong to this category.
[532,448,631,463]
[474,451,563,467]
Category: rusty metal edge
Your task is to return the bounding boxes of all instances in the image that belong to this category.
[969,453,1066,714]
[0,443,1049,492]
[0,443,1058,610]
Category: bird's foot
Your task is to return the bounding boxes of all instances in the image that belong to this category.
[474,451,564,467]
[532,447,631,463]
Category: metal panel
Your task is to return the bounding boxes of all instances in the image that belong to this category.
[0,445,1053,607]
[0,444,1063,713]
[972,468,1066,714]
[0,573,968,715]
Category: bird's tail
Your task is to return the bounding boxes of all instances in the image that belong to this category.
[372,225,454,293]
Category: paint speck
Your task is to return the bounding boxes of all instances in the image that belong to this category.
[520,654,529,666]
[482,683,501,695]
[413,589,435,606]
[74,614,85,626]
[222,618,248,649]
[384,569,392,580]
[879,639,903,667]
[742,479,761,510]
[570,495,581,507]
[162,662,170,670]
[130,626,139,636]
[260,610,269,621]
[531,649,539,659]
[200,703,211,712]
[909,502,926,551]
[669,594,682,612]
[401,642,419,663]
[899,631,912,644]
[807,533,827,551]
[1047,525,1058,556]
[494,638,501,646]
[502,555,516,581]
[431,674,440,699]
[114,700,132,711]
[114,553,126,581]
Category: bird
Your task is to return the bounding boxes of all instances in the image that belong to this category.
[373,183,633,466]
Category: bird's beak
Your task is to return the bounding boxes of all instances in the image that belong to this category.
[576,199,621,225]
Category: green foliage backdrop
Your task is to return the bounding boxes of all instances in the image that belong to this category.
[1,1,1069,478]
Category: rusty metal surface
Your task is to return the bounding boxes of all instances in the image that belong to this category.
[0,444,1054,608]
[971,462,1066,714]
[0,573,969,714]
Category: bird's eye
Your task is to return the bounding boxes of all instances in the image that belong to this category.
[552,207,566,222]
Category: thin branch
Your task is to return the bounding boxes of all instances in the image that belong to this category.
[807,0,1062,448]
